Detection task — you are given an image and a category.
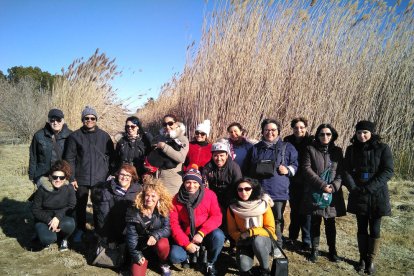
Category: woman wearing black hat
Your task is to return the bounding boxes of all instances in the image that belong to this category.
[343,121,393,275]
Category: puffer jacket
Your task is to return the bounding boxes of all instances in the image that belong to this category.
[170,188,222,248]
[64,126,115,187]
[91,179,142,243]
[301,142,346,218]
[125,207,170,263]
[184,141,212,171]
[228,138,254,173]
[245,139,298,201]
[29,123,72,182]
[202,158,242,207]
[343,137,393,218]
[32,178,76,223]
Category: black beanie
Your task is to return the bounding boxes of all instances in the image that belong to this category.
[355,120,375,132]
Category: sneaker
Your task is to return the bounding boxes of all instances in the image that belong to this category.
[273,247,283,258]
[205,263,217,276]
[160,264,171,276]
[42,244,51,251]
[182,258,190,269]
[72,229,83,243]
[59,239,69,252]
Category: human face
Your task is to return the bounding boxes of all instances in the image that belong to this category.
[118,169,132,189]
[318,128,332,145]
[144,189,160,210]
[195,131,207,142]
[48,117,64,133]
[213,151,228,168]
[83,115,97,130]
[163,116,177,134]
[356,130,372,143]
[237,182,253,201]
[292,121,307,138]
[228,126,242,141]
[50,170,66,189]
[263,123,279,142]
[125,121,139,136]
[184,179,200,194]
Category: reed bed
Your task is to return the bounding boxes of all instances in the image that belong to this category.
[137,0,414,178]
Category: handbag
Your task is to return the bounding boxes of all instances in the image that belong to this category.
[312,167,333,209]
[255,143,287,177]
[91,241,126,268]
[263,228,288,276]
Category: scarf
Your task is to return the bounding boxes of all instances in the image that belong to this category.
[262,137,279,148]
[230,198,268,229]
[177,184,205,238]
[126,132,139,142]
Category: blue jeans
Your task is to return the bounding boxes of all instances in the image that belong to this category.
[170,228,225,264]
[271,200,286,247]
[237,235,272,272]
[35,216,76,246]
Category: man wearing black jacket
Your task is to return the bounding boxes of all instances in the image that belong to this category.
[64,106,115,242]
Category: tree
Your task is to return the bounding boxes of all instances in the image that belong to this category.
[7,66,55,90]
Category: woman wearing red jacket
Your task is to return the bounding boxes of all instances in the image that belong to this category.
[184,120,212,172]
[169,165,225,276]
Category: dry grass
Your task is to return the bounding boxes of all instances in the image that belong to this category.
[137,0,414,178]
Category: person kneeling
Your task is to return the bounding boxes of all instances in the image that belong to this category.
[227,178,276,276]
[169,165,225,276]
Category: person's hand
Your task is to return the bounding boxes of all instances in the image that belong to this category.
[278,165,289,175]
[48,217,60,232]
[156,142,166,149]
[138,257,146,266]
[240,231,250,240]
[186,243,200,254]
[71,180,78,191]
[192,233,203,244]
[323,185,333,193]
[147,236,157,246]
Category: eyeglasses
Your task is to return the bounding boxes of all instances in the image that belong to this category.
[84,116,96,121]
[293,126,306,130]
[264,129,277,133]
[119,173,132,178]
[125,125,137,130]
[195,131,206,136]
[51,175,65,180]
[237,187,253,192]
[162,121,175,127]
[319,132,332,137]
[49,118,62,123]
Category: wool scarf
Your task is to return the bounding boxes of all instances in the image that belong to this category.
[230,198,268,229]
[177,184,205,238]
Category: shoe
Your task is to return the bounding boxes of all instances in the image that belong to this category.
[328,252,340,262]
[72,229,84,243]
[205,263,217,276]
[182,258,190,269]
[309,249,319,263]
[301,242,312,252]
[259,268,271,276]
[273,247,283,258]
[42,244,51,251]
[59,239,69,252]
[284,239,295,247]
[160,264,171,276]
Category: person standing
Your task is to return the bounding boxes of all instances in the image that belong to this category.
[226,122,254,174]
[343,121,393,275]
[29,108,72,187]
[184,119,212,172]
[64,106,115,242]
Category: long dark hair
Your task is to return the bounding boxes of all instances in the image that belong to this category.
[234,177,262,201]
[315,123,338,145]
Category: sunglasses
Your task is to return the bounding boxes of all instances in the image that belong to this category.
[49,118,62,123]
[84,116,96,121]
[51,175,65,180]
[162,121,175,127]
[319,132,332,137]
[237,187,253,192]
[195,131,206,136]
[125,125,137,130]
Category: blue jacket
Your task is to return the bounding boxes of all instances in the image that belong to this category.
[245,139,298,201]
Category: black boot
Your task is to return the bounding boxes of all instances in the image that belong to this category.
[309,237,320,263]
[356,234,368,272]
[328,249,340,263]
[366,238,380,275]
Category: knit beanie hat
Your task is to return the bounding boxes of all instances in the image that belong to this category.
[183,164,203,185]
[355,120,375,133]
[196,120,211,136]
[81,106,98,121]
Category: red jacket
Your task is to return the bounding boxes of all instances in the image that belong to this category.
[184,142,212,171]
[170,188,222,248]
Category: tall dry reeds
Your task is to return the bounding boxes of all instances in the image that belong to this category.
[138,0,414,178]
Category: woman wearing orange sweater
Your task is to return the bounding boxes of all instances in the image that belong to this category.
[227,177,276,276]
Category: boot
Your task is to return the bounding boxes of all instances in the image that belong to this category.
[366,238,380,275]
[356,234,368,272]
[326,228,340,262]
[328,248,340,263]
[309,237,320,263]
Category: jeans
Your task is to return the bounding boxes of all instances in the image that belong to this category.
[169,228,225,264]
[271,200,286,247]
[356,215,381,238]
[35,216,76,246]
[237,235,272,272]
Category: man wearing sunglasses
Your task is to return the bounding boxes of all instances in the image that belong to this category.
[64,106,115,243]
[29,108,72,189]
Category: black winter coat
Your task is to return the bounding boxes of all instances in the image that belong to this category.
[29,123,72,182]
[202,158,243,208]
[32,183,76,223]
[125,207,171,263]
[91,179,142,243]
[64,126,115,187]
[301,142,346,218]
[343,137,393,218]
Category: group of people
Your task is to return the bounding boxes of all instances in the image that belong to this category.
[29,106,393,276]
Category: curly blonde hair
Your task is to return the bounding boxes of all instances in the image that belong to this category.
[134,177,173,217]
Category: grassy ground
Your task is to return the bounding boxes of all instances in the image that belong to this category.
[0,144,413,275]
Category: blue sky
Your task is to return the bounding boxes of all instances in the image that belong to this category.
[0,0,210,110]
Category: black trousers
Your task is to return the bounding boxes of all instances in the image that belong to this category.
[35,216,76,246]
[311,215,336,250]
[356,215,381,238]
[75,185,93,232]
